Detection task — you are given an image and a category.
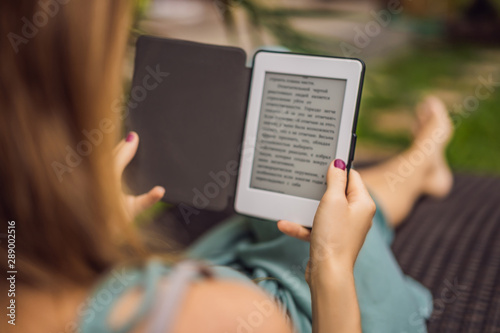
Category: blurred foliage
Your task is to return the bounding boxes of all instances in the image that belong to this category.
[359,45,500,175]
[134,0,151,19]
[215,0,500,175]
[217,0,500,50]
[220,0,354,53]
[132,0,152,35]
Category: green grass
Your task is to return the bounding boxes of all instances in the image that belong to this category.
[358,45,500,175]
[447,93,500,174]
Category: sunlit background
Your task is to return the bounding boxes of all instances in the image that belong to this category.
[131,0,500,175]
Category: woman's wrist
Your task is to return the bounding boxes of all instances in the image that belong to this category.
[306,258,354,289]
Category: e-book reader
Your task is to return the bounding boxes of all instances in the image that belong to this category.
[235,51,365,227]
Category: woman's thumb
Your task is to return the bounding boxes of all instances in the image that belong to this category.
[325,159,347,197]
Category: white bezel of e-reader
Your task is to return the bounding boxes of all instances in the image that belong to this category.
[234,51,365,227]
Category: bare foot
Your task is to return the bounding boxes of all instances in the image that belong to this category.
[414,96,454,198]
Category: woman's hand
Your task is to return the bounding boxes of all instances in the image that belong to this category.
[278,159,375,333]
[277,159,375,276]
[114,132,165,219]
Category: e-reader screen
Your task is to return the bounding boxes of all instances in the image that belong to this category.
[250,72,346,200]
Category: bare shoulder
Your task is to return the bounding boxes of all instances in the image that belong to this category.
[171,278,293,333]
[109,275,293,333]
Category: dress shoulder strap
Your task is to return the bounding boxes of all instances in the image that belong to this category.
[145,260,212,333]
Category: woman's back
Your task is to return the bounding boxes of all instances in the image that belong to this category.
[3,260,290,333]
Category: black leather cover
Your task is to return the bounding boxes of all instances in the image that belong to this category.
[125,36,250,211]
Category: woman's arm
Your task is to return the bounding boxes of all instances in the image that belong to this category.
[309,262,362,332]
[278,161,376,333]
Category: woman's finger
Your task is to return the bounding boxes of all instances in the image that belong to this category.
[114,132,138,175]
[127,186,165,217]
[277,220,311,242]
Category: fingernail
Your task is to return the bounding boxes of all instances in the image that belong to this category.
[125,132,134,142]
[333,159,346,170]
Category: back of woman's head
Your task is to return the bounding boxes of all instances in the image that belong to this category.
[0,0,143,288]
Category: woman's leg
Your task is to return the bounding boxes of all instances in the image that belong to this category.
[358,96,454,227]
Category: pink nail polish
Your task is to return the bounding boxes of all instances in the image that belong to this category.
[333,159,346,170]
[126,132,134,142]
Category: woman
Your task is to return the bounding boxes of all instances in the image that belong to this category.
[0,1,452,332]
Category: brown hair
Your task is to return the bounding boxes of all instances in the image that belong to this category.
[0,0,146,288]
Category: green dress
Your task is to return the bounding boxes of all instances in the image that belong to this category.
[79,206,432,333]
